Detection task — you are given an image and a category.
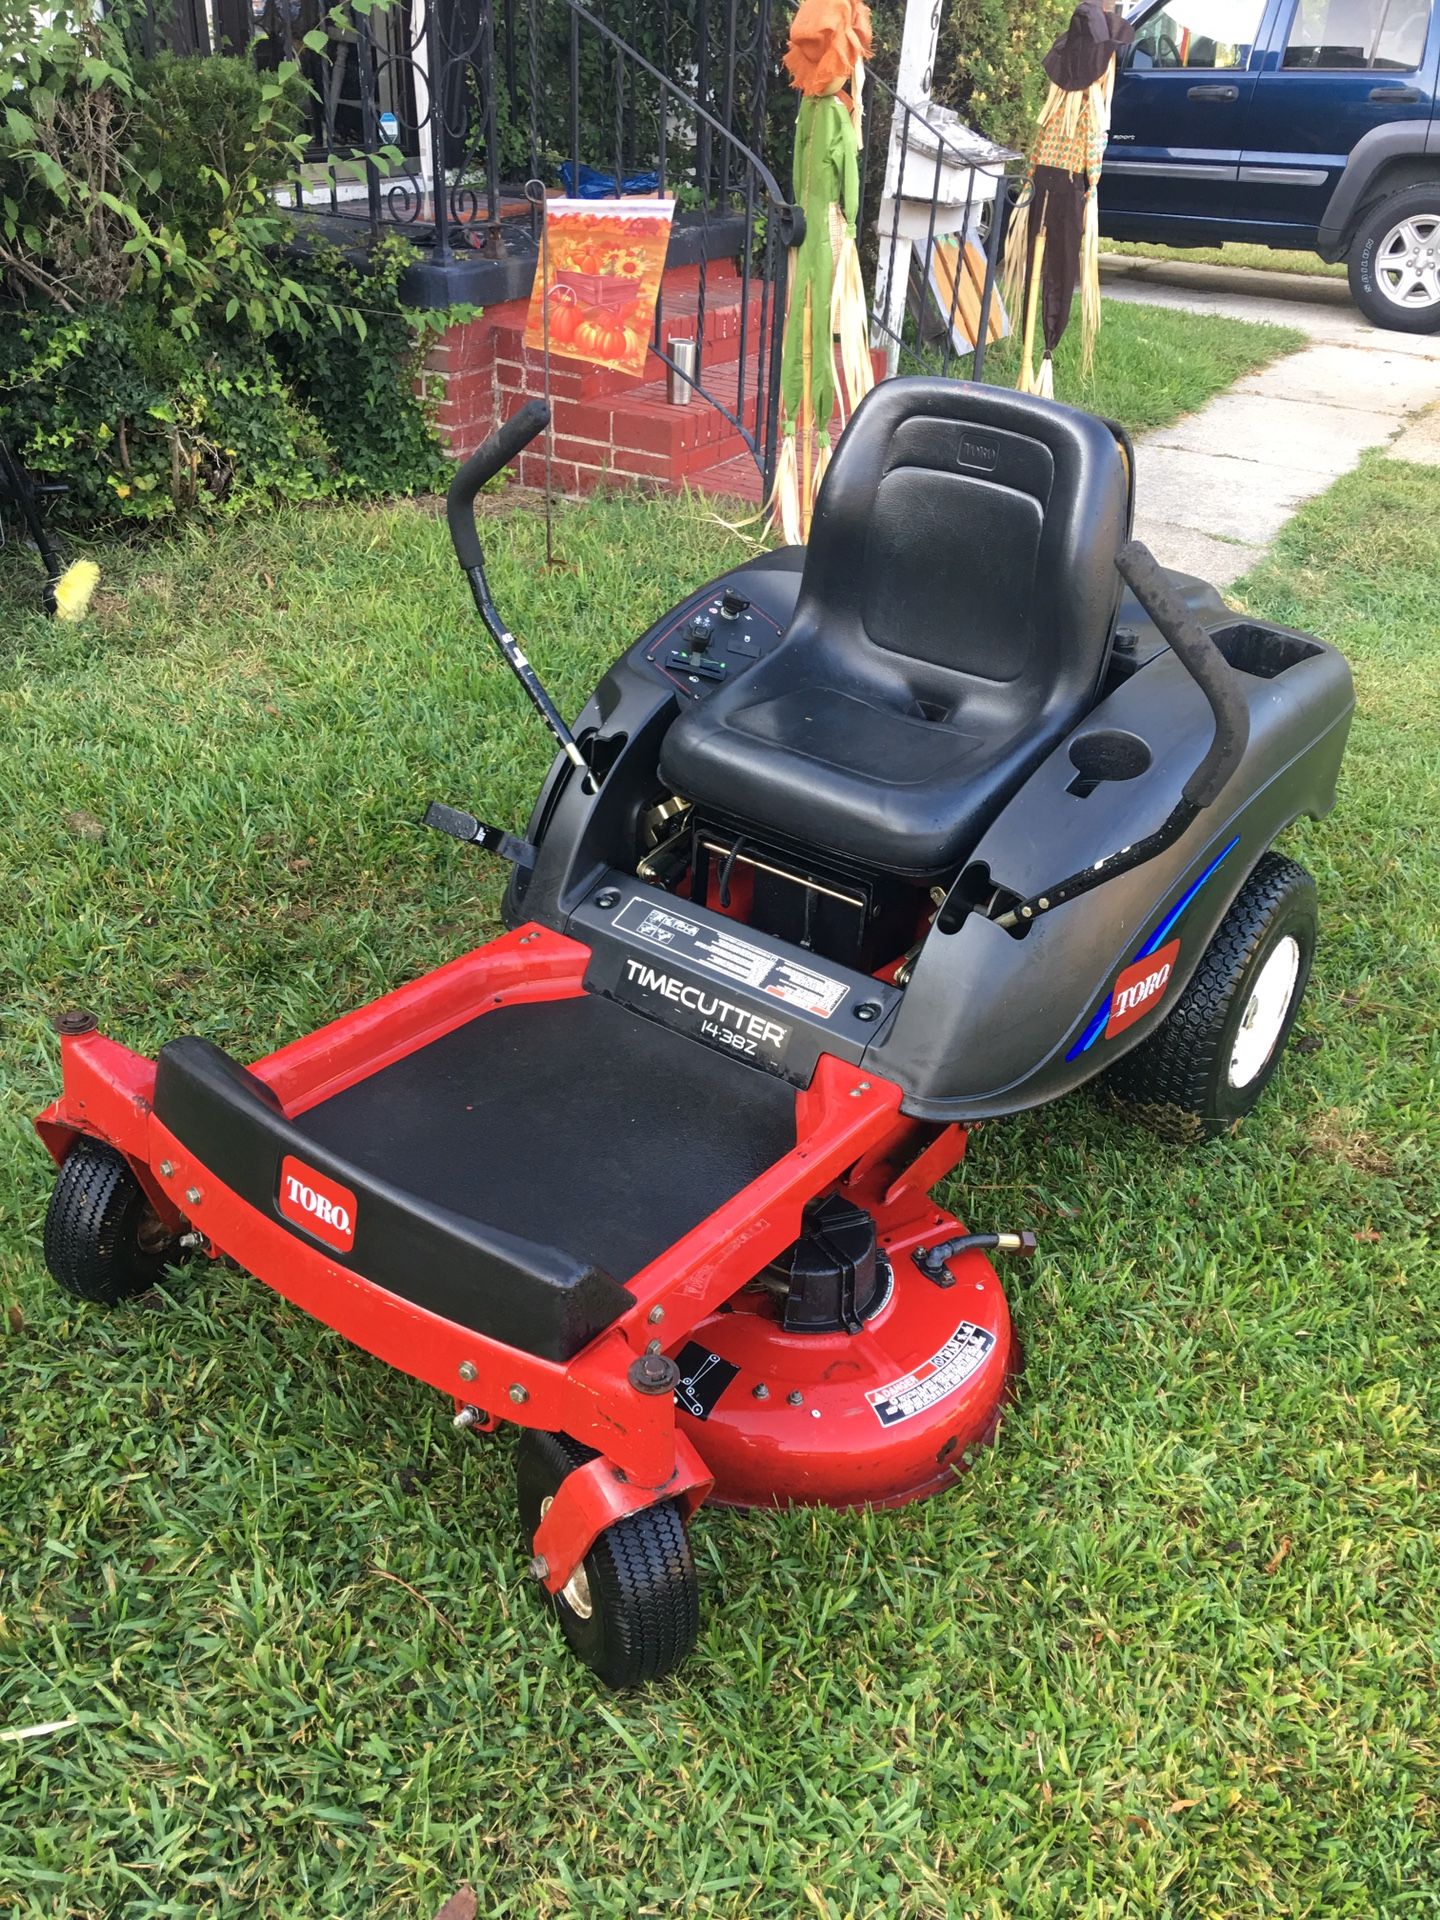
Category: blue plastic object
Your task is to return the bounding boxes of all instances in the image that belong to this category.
[559,161,661,199]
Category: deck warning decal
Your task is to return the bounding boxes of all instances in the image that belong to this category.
[866,1323,996,1427]
[673,1342,740,1420]
[615,900,850,1018]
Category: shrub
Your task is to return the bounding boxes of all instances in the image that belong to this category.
[932,0,1074,155]
[129,52,305,247]
[0,4,449,529]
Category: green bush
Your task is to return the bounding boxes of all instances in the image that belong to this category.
[932,0,1074,155]
[0,236,447,527]
[851,0,1069,158]
[278,239,449,500]
[0,3,449,529]
[129,51,306,246]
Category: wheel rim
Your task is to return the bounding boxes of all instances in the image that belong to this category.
[1374,215,1440,313]
[537,1495,594,1619]
[1228,936,1301,1089]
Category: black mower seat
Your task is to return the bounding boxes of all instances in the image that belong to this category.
[659,380,1130,878]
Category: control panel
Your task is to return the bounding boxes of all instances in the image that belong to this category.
[642,582,786,700]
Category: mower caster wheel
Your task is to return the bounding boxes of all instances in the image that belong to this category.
[43,1139,182,1304]
[1105,851,1317,1143]
[516,1429,699,1689]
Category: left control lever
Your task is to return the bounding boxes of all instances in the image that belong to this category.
[423,802,536,870]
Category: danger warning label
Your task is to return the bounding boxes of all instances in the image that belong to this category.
[866,1323,997,1427]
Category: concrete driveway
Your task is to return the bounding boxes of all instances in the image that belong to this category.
[1101,255,1440,585]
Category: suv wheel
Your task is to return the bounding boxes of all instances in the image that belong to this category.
[1348,185,1440,333]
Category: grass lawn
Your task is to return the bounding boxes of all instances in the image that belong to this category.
[3,411,1436,1907]
[943,296,1303,431]
[1103,240,1348,281]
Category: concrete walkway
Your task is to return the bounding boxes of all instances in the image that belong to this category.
[1100,255,1440,585]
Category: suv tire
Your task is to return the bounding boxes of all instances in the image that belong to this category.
[1348,185,1440,333]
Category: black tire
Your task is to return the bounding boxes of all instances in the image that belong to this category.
[1348,186,1440,334]
[516,1428,699,1688]
[42,1139,181,1304]
[1105,851,1317,1144]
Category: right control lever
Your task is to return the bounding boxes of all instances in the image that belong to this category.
[992,540,1250,931]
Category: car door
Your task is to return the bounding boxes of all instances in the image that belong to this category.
[1102,0,1273,230]
[1233,0,1438,238]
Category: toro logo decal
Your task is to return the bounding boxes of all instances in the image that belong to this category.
[278,1155,356,1252]
[1105,938,1180,1039]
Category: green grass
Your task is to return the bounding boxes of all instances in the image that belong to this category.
[1104,239,1348,281]
[2,443,1437,1917]
[980,296,1304,429]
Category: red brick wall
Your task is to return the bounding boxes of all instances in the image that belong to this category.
[423,263,751,496]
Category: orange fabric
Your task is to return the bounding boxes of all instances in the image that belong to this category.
[782,0,872,96]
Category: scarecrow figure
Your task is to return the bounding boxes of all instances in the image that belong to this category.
[768,0,875,545]
[1002,0,1134,398]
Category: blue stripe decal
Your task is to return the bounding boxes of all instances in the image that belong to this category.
[1064,835,1241,1060]
[1134,835,1240,960]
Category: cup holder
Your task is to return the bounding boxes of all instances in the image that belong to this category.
[1067,729,1152,798]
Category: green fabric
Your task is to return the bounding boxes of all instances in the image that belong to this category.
[779,93,860,437]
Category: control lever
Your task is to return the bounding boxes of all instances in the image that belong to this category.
[990,540,1250,932]
[445,401,595,791]
[423,801,536,869]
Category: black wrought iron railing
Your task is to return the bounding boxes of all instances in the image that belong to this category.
[144,0,778,252]
[131,0,1021,480]
[556,1,792,487]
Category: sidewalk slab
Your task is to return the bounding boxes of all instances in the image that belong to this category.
[1096,263,1440,581]
[1387,404,1440,466]
[1229,341,1440,414]
[1133,443,1316,545]
[1127,518,1264,590]
[1144,387,1392,476]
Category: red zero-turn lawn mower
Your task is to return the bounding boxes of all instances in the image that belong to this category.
[36,383,1354,1686]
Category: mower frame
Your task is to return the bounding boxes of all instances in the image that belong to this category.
[36,922,978,1592]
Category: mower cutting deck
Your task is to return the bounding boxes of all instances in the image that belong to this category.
[36,381,1353,1687]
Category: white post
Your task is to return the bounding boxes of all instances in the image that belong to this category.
[874,0,945,372]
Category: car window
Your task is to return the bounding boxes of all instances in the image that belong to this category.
[1281,0,1431,67]
[1130,0,1268,68]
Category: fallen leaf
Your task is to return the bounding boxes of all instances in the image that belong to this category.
[434,1889,478,1920]
[5,1305,22,1334]
[1167,1796,1204,1813]
[1353,1228,1383,1243]
[1265,1537,1292,1576]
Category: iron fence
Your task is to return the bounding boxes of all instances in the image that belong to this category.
[129,0,1020,481]
[857,70,1018,387]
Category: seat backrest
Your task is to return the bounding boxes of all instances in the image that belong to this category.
[796,379,1130,734]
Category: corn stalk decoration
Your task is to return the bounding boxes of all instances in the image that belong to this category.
[1000,0,1134,398]
[767,0,876,545]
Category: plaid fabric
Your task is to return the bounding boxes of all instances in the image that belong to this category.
[1032,89,1106,179]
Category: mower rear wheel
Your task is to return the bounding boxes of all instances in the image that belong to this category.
[43,1139,181,1304]
[1105,851,1317,1143]
[515,1428,699,1688]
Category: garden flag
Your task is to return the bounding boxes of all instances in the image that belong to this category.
[1001,0,1134,398]
[524,197,676,380]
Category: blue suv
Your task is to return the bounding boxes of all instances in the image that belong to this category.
[1100,0,1440,330]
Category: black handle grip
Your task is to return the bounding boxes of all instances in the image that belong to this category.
[445,399,550,570]
[1369,84,1421,101]
[1187,83,1238,100]
[1116,540,1249,808]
